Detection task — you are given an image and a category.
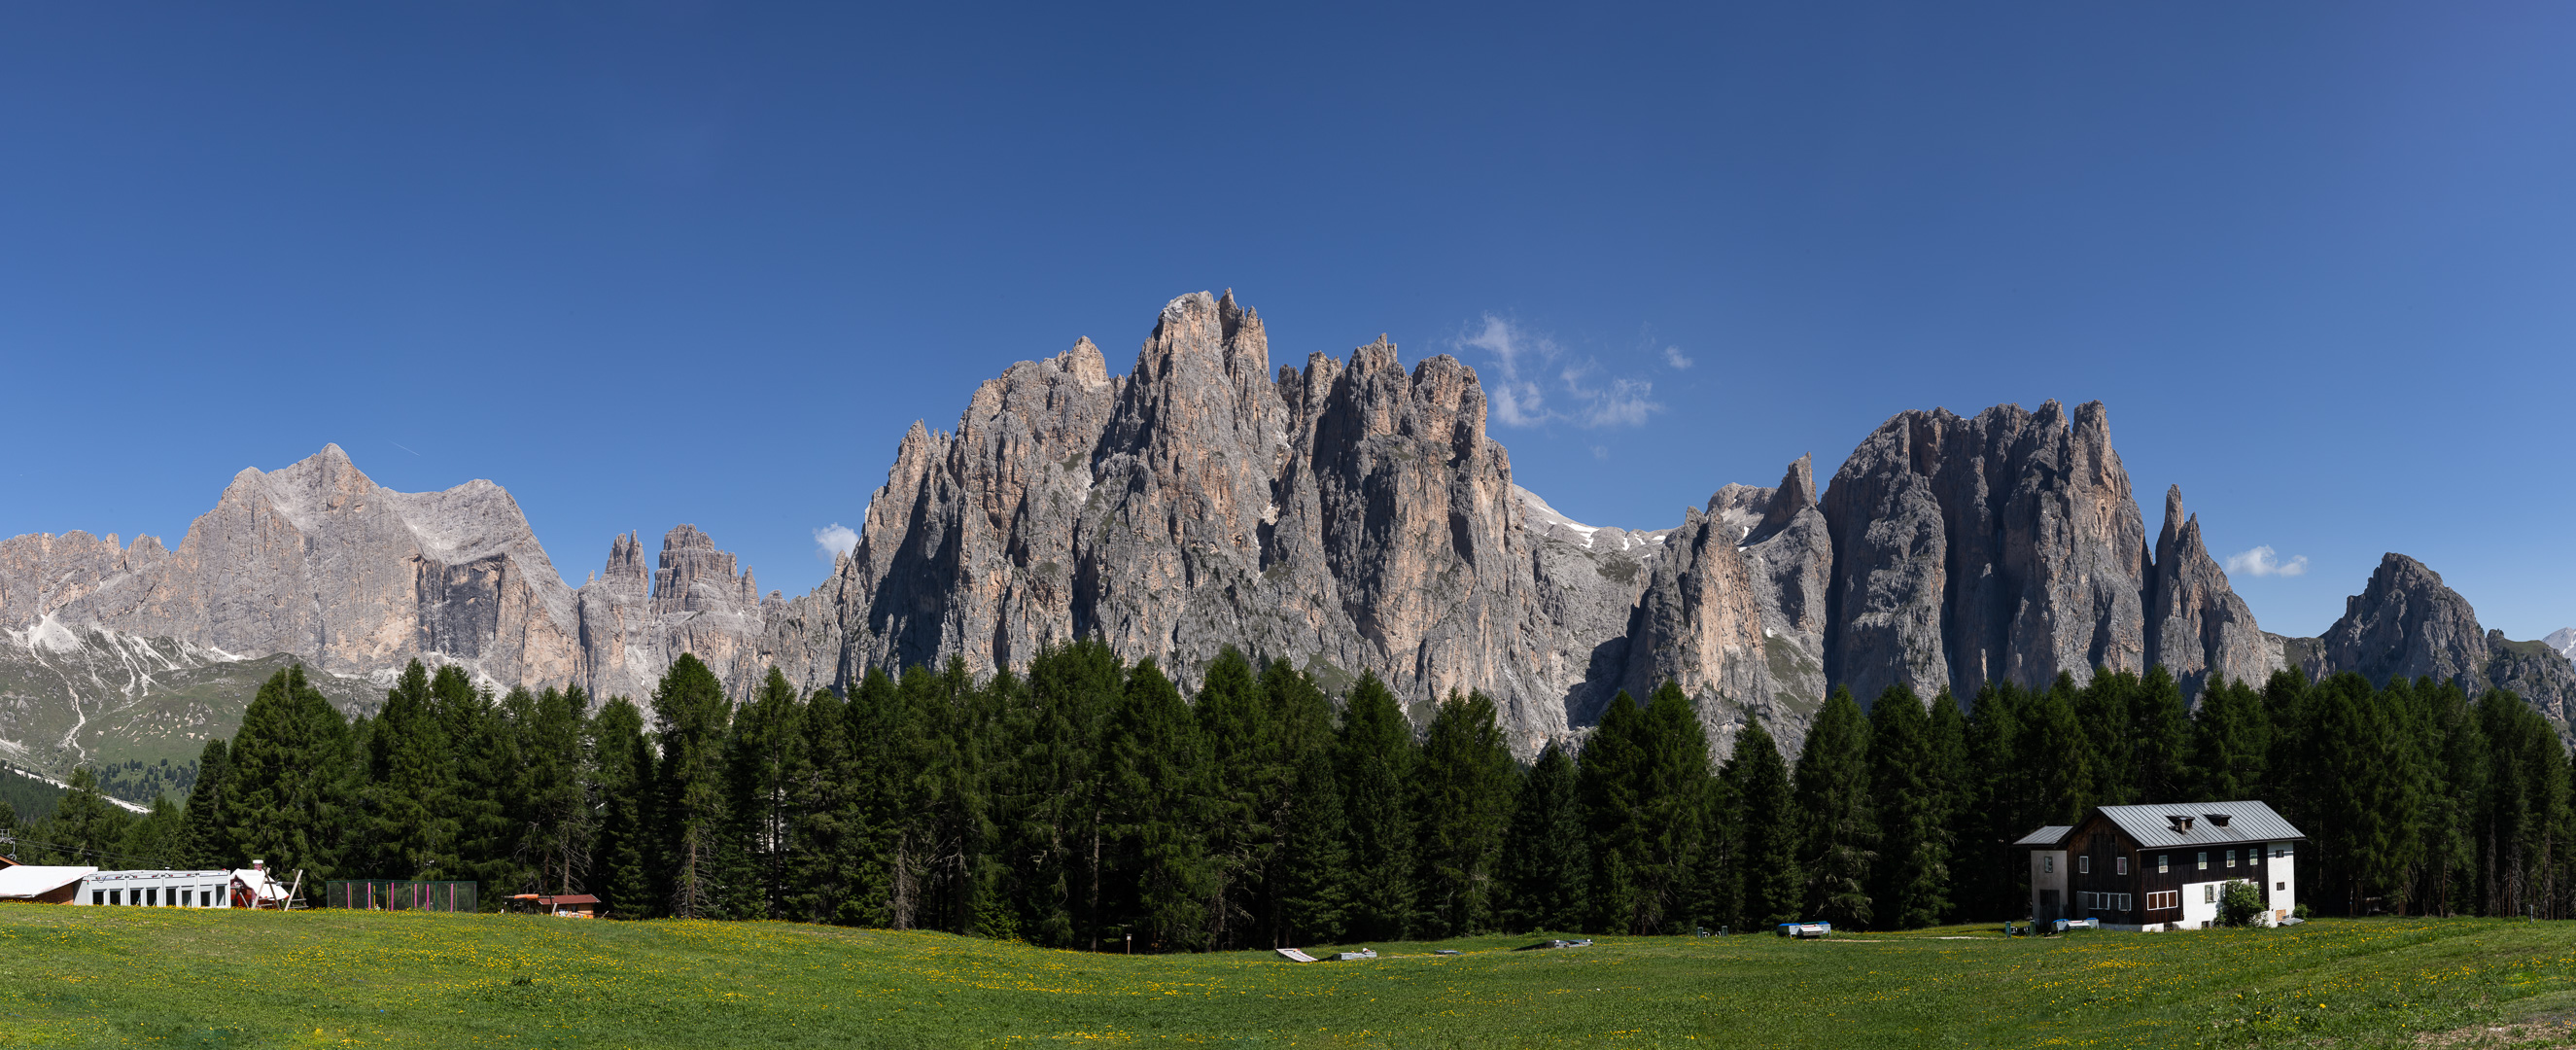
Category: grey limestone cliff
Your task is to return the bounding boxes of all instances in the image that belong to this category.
[1821,402,2153,705]
[1,290,2324,768]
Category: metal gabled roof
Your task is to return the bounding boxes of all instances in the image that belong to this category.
[2095,801,2305,849]
[2013,825,2073,847]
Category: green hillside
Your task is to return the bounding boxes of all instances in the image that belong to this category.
[2,910,2571,1048]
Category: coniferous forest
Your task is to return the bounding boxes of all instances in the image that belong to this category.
[9,645,2572,945]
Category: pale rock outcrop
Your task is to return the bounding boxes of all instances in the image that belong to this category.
[0,445,583,691]
[1614,456,1831,755]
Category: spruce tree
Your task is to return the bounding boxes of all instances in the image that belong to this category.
[2187,678,2270,800]
[1954,682,2024,921]
[366,660,454,879]
[723,668,808,920]
[2021,674,2099,824]
[1106,658,1212,950]
[1337,671,1416,941]
[651,653,733,918]
[590,695,656,919]
[181,736,231,868]
[1410,690,1517,938]
[50,767,131,865]
[1501,740,1588,932]
[1194,648,1284,948]
[789,684,857,926]
[1923,688,1969,923]
[1794,687,1874,928]
[1009,641,1123,947]
[1866,684,1947,929]
[520,685,588,897]
[218,665,355,893]
[1253,657,1336,944]
[2131,666,2193,802]
[1274,746,1352,944]
[1732,718,1802,925]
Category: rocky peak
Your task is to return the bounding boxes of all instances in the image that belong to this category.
[651,525,752,613]
[600,533,649,597]
[2305,553,2489,691]
[2145,486,2280,699]
[2546,627,2576,661]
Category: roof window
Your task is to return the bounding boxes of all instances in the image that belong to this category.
[2167,815,2195,833]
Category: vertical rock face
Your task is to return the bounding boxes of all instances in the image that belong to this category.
[575,526,782,703]
[1,290,2318,765]
[0,445,584,691]
[826,291,1597,754]
[2145,486,2284,699]
[1820,402,2154,705]
[1613,456,1831,755]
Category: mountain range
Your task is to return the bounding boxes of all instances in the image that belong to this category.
[5,290,2570,779]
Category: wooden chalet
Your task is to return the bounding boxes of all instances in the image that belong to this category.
[2016,801,2303,930]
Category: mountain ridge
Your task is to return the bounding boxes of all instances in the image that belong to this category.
[3,290,2566,770]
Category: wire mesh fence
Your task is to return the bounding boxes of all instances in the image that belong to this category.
[325,880,479,913]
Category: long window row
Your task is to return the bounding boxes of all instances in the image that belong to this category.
[89,886,223,907]
[2078,892,2132,912]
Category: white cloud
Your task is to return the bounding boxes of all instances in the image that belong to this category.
[2225,545,2309,578]
[1662,345,1693,369]
[814,523,858,562]
[1457,315,1661,429]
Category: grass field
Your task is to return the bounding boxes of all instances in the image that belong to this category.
[4,909,2575,1048]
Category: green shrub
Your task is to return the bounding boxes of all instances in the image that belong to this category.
[2218,880,2267,927]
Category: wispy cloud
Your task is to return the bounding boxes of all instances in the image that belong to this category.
[2225,545,2309,578]
[814,523,858,562]
[1662,345,1693,369]
[1458,315,1662,429]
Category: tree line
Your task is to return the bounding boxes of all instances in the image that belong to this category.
[8,648,2570,939]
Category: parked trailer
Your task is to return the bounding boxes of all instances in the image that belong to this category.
[1775,922,1832,938]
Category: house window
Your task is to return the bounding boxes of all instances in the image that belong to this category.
[2119,893,2132,911]
[2043,856,2053,874]
[2148,891,2179,910]
[2198,852,2209,870]
[2079,856,2091,874]
[2276,882,2285,892]
[2227,850,2238,868]
[2158,855,2169,874]
[2116,857,2128,875]
[2249,850,2262,866]
[2205,884,2217,903]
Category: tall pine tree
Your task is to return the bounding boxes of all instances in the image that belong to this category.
[1793,687,1874,928]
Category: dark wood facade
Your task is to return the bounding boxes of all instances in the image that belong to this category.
[2065,811,2288,927]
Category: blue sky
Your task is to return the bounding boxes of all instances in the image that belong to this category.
[4,3,2570,640]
